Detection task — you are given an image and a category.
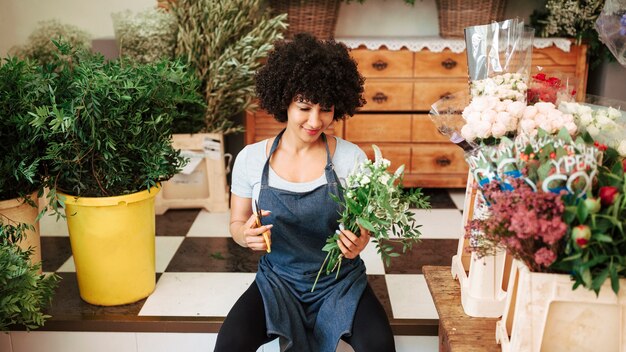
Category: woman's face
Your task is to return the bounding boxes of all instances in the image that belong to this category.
[286,97,335,142]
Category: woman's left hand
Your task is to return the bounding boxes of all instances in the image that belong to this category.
[336,223,371,259]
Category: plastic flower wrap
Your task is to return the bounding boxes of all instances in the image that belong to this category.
[527,71,577,105]
[312,145,431,291]
[559,95,626,156]
[465,19,534,96]
[595,0,626,66]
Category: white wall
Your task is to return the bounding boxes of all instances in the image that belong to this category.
[1,0,623,100]
[0,0,154,56]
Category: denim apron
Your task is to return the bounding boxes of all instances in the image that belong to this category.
[255,129,368,352]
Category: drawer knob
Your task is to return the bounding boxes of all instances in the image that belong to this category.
[441,58,457,70]
[436,157,452,166]
[372,60,388,71]
[439,92,453,100]
[372,92,388,104]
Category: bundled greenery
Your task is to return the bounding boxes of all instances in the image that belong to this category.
[313,146,431,291]
[531,0,611,68]
[0,57,47,201]
[30,41,205,198]
[112,8,178,64]
[10,19,91,66]
[0,222,60,331]
[171,0,287,134]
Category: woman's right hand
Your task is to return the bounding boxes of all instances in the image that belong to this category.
[241,210,272,251]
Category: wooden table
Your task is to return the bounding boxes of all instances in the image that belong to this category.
[423,265,501,352]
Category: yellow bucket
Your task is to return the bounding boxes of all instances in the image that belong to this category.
[61,186,160,306]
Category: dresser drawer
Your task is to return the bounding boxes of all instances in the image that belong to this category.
[363,81,413,111]
[413,79,468,111]
[345,114,411,142]
[412,114,450,143]
[411,144,467,174]
[359,143,411,173]
[351,49,413,78]
[414,50,468,78]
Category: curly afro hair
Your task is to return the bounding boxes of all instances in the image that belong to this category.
[255,33,366,122]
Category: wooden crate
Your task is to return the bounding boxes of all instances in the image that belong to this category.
[155,133,230,215]
[496,261,626,352]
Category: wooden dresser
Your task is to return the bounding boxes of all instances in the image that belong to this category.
[245,39,588,188]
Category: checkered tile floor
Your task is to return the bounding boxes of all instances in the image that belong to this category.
[32,188,466,352]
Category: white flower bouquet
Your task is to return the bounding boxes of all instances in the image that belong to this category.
[559,96,626,156]
[312,146,431,290]
[470,73,528,101]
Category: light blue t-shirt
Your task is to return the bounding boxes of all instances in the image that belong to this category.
[230,136,366,203]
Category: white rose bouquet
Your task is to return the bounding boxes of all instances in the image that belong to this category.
[559,99,626,156]
[470,73,528,102]
[312,146,431,291]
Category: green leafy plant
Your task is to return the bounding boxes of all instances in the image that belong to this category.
[171,0,287,134]
[554,144,626,294]
[112,8,178,64]
[530,0,612,68]
[10,19,91,66]
[0,57,47,201]
[0,222,60,331]
[313,145,431,290]
[29,41,205,199]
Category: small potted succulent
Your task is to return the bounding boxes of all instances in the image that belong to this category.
[30,41,204,306]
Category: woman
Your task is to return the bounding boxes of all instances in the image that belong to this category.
[215,33,395,352]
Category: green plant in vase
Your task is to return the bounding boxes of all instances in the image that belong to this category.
[28,41,205,306]
[0,56,60,330]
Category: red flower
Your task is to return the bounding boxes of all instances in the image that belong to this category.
[576,238,589,248]
[599,186,619,207]
[547,77,562,87]
[622,159,626,172]
[572,225,591,249]
[534,73,547,81]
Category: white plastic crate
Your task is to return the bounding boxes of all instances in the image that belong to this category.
[155,133,230,215]
[496,260,626,352]
[450,172,511,317]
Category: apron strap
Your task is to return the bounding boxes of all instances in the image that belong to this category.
[261,129,337,187]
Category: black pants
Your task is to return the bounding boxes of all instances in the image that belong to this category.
[214,281,396,352]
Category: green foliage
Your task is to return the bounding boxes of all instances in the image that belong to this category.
[312,146,431,291]
[0,222,60,331]
[554,149,626,294]
[530,0,612,69]
[112,8,178,64]
[0,57,48,201]
[30,41,205,197]
[10,19,91,66]
[172,0,287,134]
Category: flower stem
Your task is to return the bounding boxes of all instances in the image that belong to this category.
[312,250,331,292]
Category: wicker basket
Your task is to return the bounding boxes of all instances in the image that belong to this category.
[269,0,341,40]
[436,0,507,38]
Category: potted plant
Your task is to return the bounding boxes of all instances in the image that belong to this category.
[118,0,286,214]
[0,57,60,331]
[0,56,47,268]
[30,41,204,306]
